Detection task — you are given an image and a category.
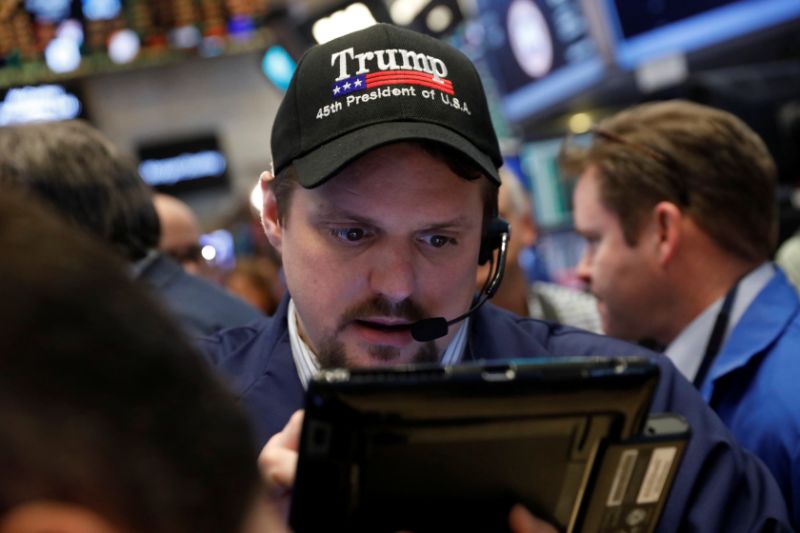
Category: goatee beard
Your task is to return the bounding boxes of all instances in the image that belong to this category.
[316,337,439,369]
[315,295,441,369]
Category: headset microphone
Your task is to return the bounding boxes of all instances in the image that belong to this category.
[410,221,509,342]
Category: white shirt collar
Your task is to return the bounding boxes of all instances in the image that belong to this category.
[287,298,469,389]
[665,262,775,381]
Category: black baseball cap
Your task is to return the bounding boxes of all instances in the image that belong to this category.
[271,23,502,188]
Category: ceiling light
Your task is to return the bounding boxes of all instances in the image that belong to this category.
[389,0,431,25]
[312,3,377,44]
[426,5,453,33]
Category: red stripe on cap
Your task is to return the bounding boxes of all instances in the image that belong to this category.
[366,78,455,95]
[366,70,453,88]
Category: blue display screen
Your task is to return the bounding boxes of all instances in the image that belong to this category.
[476,0,605,122]
[603,0,800,69]
[0,84,84,125]
[137,135,229,194]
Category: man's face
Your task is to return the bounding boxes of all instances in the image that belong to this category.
[572,166,661,341]
[267,142,485,368]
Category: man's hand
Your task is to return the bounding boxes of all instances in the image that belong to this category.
[509,504,559,533]
[256,410,304,533]
[259,409,304,495]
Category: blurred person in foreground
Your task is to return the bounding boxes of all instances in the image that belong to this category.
[0,120,260,335]
[477,168,601,332]
[0,187,272,533]
[563,99,800,525]
[200,24,792,531]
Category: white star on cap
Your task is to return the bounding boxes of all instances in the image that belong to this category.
[354,79,362,87]
[333,85,341,95]
[343,81,351,90]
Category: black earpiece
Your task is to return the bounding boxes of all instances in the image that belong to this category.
[410,218,510,342]
[478,217,510,265]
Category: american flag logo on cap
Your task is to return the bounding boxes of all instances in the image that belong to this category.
[332,70,455,98]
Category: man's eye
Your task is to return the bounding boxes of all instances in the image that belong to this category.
[332,228,365,242]
[582,238,599,255]
[425,235,456,248]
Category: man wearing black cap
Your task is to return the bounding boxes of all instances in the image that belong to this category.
[200,24,792,531]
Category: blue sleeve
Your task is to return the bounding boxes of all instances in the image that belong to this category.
[650,356,793,532]
[792,447,800,529]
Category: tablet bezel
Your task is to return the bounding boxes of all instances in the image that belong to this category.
[290,356,659,532]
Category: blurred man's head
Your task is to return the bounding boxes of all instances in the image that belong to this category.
[562,100,777,343]
[153,193,204,274]
[476,168,537,316]
[0,187,260,533]
[0,120,160,261]
[260,24,503,369]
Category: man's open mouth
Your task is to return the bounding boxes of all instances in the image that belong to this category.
[355,319,412,332]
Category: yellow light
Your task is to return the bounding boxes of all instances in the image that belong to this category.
[568,112,593,134]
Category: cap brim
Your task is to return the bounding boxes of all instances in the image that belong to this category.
[292,121,500,188]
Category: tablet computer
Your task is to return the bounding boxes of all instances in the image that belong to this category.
[289,356,682,533]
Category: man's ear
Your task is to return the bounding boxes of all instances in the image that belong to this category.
[260,171,282,254]
[0,501,119,533]
[651,201,683,266]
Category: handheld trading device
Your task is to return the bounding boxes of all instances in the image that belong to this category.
[290,356,689,532]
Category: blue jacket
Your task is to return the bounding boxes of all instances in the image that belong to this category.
[137,252,262,336]
[200,296,793,532]
[700,268,800,527]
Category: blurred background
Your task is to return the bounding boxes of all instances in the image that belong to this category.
[2,0,798,292]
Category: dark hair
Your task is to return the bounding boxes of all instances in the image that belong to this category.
[0,187,258,533]
[0,120,160,261]
[271,140,499,231]
[560,100,778,261]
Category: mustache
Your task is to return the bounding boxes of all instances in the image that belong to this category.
[338,296,428,330]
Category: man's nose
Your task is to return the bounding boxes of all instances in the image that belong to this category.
[575,250,592,288]
[368,241,416,304]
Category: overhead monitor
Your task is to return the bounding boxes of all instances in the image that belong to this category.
[137,134,229,195]
[475,0,605,122]
[0,83,85,126]
[599,0,800,70]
